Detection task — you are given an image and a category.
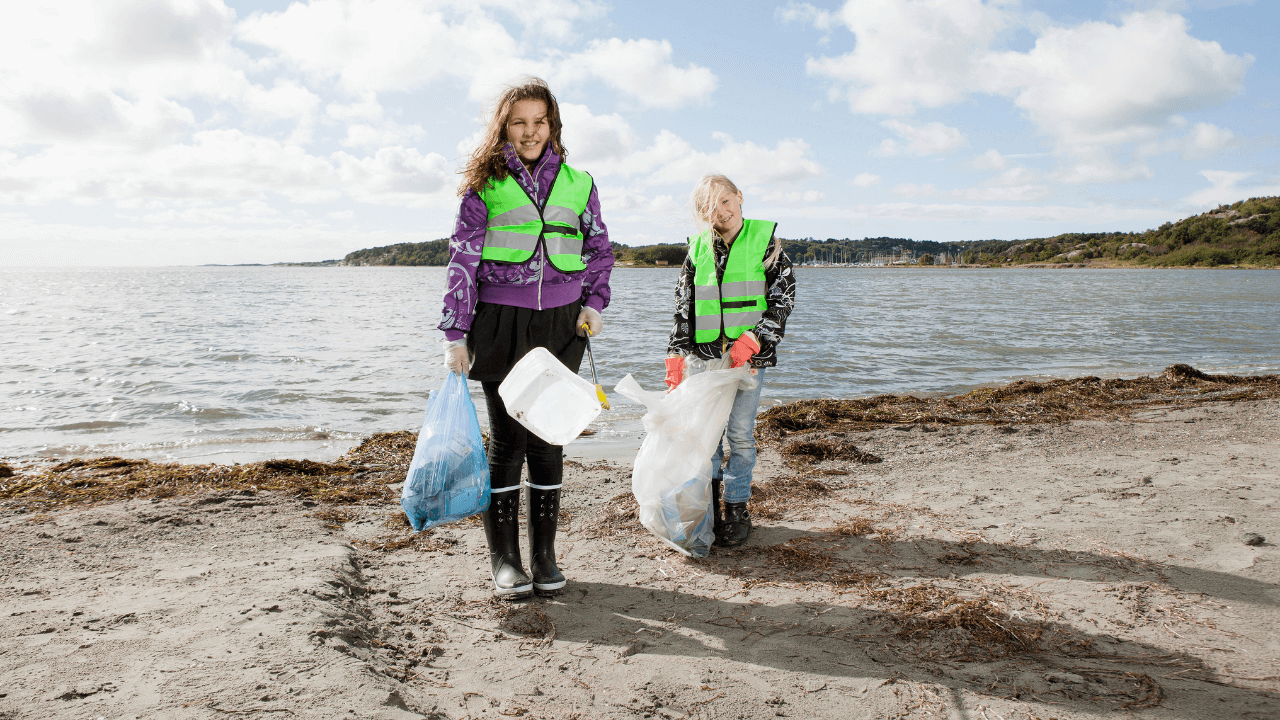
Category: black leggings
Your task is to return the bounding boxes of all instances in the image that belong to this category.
[481,381,563,492]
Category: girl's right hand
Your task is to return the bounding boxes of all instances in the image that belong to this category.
[664,357,684,391]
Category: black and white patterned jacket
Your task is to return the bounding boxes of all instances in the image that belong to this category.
[666,232,795,368]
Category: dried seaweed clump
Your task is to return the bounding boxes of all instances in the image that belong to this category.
[749,476,833,520]
[309,507,353,530]
[494,602,555,639]
[0,442,409,513]
[756,365,1280,442]
[338,431,417,472]
[831,517,879,537]
[870,582,1046,659]
[356,529,459,553]
[581,492,642,539]
[781,437,883,465]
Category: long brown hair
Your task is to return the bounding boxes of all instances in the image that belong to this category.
[458,77,567,196]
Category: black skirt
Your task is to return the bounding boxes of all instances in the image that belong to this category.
[466,301,588,382]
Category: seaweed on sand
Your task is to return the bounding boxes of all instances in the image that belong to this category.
[749,476,834,520]
[581,492,642,539]
[869,582,1047,658]
[780,438,883,465]
[0,431,420,513]
[757,364,1280,443]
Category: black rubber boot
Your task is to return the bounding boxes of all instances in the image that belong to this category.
[710,477,725,542]
[720,501,752,547]
[527,483,566,596]
[480,488,533,600]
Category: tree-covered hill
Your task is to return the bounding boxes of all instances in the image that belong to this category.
[988,196,1280,267]
[339,239,450,266]
[331,197,1278,268]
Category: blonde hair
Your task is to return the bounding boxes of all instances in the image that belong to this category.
[689,174,781,268]
[458,77,566,196]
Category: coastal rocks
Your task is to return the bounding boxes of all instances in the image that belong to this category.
[1243,532,1265,546]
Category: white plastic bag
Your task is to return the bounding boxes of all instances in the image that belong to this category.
[614,357,757,557]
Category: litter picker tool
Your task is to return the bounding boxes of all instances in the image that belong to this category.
[579,323,610,410]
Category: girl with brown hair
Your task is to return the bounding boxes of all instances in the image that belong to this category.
[439,77,614,599]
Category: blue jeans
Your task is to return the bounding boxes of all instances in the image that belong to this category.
[711,368,766,503]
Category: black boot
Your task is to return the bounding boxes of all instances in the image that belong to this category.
[710,477,725,542]
[480,487,532,600]
[527,483,566,596]
[721,501,752,547]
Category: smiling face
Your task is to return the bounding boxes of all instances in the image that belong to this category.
[709,187,744,241]
[505,99,550,167]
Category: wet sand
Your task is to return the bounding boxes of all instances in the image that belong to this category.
[1,398,1277,719]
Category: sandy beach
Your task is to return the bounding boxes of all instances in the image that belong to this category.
[2,380,1278,719]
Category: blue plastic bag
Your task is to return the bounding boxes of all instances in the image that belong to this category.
[401,372,491,532]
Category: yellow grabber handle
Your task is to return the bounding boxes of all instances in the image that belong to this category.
[579,322,610,410]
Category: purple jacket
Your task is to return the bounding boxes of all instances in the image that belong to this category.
[438,144,614,341]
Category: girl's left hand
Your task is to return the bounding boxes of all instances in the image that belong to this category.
[728,331,759,368]
[577,306,603,337]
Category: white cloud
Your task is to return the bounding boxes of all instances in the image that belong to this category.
[984,11,1251,150]
[807,3,1251,164]
[236,0,523,98]
[1138,121,1235,159]
[851,172,881,187]
[950,184,1051,202]
[755,189,826,204]
[596,185,686,226]
[1048,155,1154,185]
[893,183,938,199]
[777,2,838,31]
[808,0,1014,115]
[971,149,1008,170]
[340,121,426,149]
[559,103,639,170]
[877,119,967,156]
[238,1,711,107]
[0,128,456,207]
[634,132,823,187]
[560,38,716,108]
[335,146,454,206]
[1184,169,1280,207]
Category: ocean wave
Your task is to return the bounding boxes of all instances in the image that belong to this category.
[51,421,135,431]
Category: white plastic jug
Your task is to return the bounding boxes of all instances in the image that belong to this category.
[498,347,602,446]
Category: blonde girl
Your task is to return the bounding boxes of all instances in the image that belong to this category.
[664,175,795,546]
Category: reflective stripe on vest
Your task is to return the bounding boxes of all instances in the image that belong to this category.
[689,218,776,345]
[478,163,594,273]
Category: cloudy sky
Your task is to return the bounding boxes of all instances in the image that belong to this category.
[1,0,1276,265]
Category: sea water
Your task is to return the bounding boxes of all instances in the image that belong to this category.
[3,266,1278,462]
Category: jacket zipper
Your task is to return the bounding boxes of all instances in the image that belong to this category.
[528,158,562,311]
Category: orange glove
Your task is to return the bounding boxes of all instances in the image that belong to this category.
[664,357,684,390]
[729,332,760,369]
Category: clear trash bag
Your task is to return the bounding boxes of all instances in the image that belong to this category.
[614,357,757,557]
[401,371,491,532]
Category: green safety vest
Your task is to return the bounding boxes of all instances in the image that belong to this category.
[690,218,776,345]
[478,163,594,272]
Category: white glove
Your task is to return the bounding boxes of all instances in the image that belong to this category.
[444,338,470,375]
[576,306,603,337]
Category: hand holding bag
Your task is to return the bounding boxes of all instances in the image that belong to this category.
[401,371,491,531]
